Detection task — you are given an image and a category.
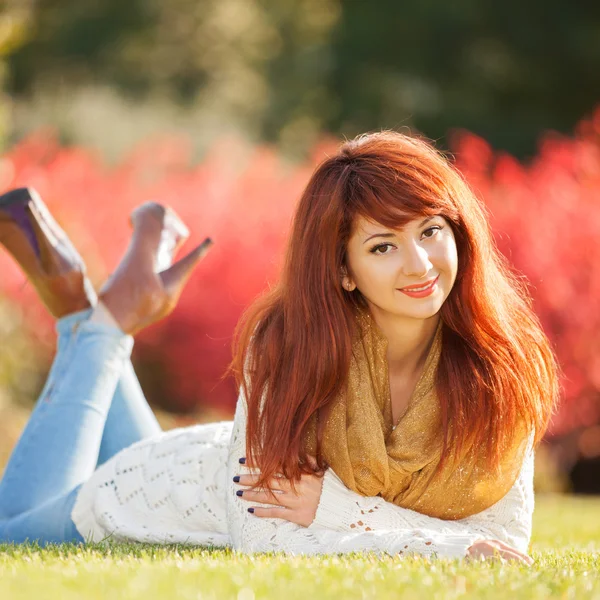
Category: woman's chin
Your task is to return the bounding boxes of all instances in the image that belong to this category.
[393,298,445,320]
[366,294,445,321]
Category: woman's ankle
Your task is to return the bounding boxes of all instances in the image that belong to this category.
[89,301,125,333]
[56,307,96,335]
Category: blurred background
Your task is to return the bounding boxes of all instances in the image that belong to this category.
[0,0,599,495]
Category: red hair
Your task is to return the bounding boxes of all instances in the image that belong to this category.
[227,131,559,497]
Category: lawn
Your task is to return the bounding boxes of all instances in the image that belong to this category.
[0,494,598,600]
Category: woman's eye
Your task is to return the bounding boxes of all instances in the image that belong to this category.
[370,243,394,255]
[422,225,442,239]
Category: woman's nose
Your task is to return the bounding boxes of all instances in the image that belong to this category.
[401,243,432,278]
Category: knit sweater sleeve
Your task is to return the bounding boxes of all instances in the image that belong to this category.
[310,440,535,555]
[226,389,486,558]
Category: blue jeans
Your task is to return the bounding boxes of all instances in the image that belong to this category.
[0,308,162,545]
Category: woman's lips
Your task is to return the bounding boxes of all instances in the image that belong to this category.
[397,276,439,298]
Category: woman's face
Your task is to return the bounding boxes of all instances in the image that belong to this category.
[342,214,458,321]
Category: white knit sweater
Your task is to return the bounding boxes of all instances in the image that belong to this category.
[71,388,535,558]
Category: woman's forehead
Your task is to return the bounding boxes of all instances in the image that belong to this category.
[351,214,431,236]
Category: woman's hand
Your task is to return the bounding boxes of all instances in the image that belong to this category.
[466,539,534,565]
[233,456,325,527]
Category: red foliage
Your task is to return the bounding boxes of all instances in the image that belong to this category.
[451,107,600,437]
[1,112,599,436]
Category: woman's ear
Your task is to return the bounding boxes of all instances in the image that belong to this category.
[340,268,356,292]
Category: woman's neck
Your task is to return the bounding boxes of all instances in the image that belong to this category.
[369,307,440,376]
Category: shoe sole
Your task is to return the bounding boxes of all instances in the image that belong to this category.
[0,187,83,267]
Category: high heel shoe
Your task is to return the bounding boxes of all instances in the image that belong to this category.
[0,187,97,318]
[98,202,213,335]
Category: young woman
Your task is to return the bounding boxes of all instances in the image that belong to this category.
[0,132,558,564]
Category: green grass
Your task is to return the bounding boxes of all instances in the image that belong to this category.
[1,494,599,600]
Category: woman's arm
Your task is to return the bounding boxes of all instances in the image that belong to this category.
[226,389,486,558]
[308,442,535,554]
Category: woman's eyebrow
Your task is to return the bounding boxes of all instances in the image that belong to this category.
[362,216,436,244]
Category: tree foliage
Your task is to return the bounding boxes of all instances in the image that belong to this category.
[3,0,600,157]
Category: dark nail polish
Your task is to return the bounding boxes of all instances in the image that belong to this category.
[236,490,243,497]
[248,508,254,513]
[233,476,240,483]
[239,457,246,464]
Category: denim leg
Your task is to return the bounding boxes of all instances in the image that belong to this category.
[0,308,133,522]
[0,487,84,544]
[96,358,162,467]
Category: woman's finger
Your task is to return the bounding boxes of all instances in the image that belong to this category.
[504,550,533,565]
[235,474,261,486]
[491,541,533,565]
[249,506,291,520]
[499,551,530,565]
[305,455,318,468]
[487,547,530,565]
[467,541,533,566]
[235,474,291,491]
[238,488,288,506]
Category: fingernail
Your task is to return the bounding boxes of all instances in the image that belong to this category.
[248,508,254,513]
[236,490,243,497]
[233,476,240,483]
[239,457,246,464]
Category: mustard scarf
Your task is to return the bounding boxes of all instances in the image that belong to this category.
[304,306,529,520]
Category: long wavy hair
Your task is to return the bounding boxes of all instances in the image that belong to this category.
[227,130,559,496]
